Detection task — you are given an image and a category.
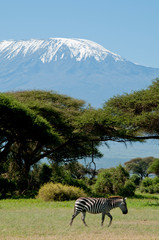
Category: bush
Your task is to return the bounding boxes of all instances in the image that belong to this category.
[141,177,153,187]
[140,177,159,193]
[130,174,141,186]
[118,180,136,197]
[153,176,159,185]
[50,164,91,195]
[93,169,113,197]
[37,182,87,201]
[93,165,136,197]
[153,183,159,193]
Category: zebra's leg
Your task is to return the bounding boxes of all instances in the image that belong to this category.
[106,212,113,227]
[101,212,105,226]
[70,211,80,226]
[81,211,88,227]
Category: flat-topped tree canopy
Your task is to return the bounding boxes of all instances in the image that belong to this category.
[103,78,159,141]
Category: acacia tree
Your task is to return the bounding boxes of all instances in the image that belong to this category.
[103,79,159,142]
[1,89,140,193]
[124,157,154,179]
[9,90,135,166]
[7,91,102,162]
[1,91,105,191]
[4,81,157,193]
[0,93,60,191]
[148,158,159,177]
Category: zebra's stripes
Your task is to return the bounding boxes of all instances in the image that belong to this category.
[70,196,128,227]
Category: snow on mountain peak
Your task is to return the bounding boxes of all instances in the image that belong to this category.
[0,38,124,63]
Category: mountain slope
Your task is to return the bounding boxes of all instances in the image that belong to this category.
[0,38,124,62]
[0,38,159,107]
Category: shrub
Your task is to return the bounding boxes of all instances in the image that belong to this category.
[37,182,87,201]
[93,165,136,197]
[153,183,159,193]
[118,180,136,197]
[93,169,113,197]
[141,177,153,187]
[50,164,91,195]
[130,174,141,186]
[153,176,159,185]
[140,177,159,193]
[147,158,159,177]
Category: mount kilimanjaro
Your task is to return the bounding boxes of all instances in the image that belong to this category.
[0,38,159,107]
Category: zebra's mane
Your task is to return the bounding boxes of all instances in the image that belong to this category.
[108,196,123,200]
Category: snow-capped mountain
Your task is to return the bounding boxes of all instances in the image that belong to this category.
[0,38,124,63]
[0,38,159,107]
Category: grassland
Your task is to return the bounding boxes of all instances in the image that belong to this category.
[0,195,158,240]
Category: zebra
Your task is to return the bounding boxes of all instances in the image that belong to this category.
[70,196,128,227]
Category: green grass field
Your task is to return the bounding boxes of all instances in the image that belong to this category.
[0,196,158,240]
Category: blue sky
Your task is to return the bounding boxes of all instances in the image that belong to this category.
[1,0,159,168]
[0,0,159,67]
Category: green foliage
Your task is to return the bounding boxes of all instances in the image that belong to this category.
[130,174,141,186]
[75,105,137,143]
[148,158,159,177]
[0,93,59,143]
[141,177,153,187]
[103,79,159,139]
[50,163,91,195]
[64,162,90,179]
[37,182,87,201]
[93,165,135,197]
[4,79,159,196]
[28,162,91,196]
[125,157,154,179]
[1,90,101,193]
[4,90,103,165]
[0,93,61,192]
[140,177,159,194]
[93,169,113,196]
[30,163,53,189]
[38,164,53,184]
[119,180,136,197]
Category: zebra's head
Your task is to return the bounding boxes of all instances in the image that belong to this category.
[119,197,128,214]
